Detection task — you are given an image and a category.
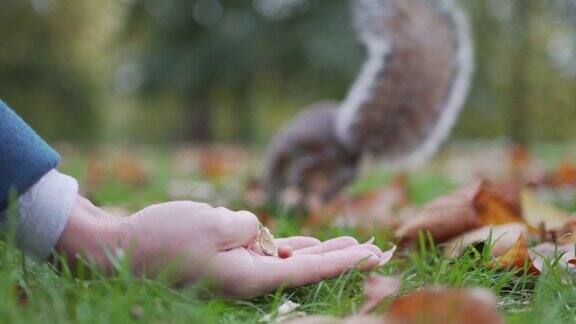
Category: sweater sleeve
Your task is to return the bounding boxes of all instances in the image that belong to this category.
[0,99,78,261]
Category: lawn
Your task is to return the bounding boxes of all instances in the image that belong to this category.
[1,142,576,323]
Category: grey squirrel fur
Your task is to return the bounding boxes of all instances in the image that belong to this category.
[264,0,474,202]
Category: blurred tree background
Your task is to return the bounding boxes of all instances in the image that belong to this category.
[0,0,575,145]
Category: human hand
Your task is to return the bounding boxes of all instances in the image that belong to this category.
[56,197,386,298]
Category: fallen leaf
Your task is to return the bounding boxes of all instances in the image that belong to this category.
[359,275,400,315]
[197,146,250,182]
[520,189,572,231]
[396,181,526,244]
[529,242,576,274]
[508,144,531,181]
[395,182,482,243]
[549,159,576,187]
[84,153,149,194]
[444,223,527,258]
[474,184,523,226]
[113,156,148,186]
[487,235,539,274]
[385,288,504,324]
[481,181,523,215]
[199,150,230,180]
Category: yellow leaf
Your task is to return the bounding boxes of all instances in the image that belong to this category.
[520,190,571,231]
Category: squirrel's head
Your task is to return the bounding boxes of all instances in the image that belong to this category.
[264,102,361,204]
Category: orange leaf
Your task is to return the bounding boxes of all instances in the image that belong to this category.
[474,185,523,226]
[395,182,482,243]
[488,235,539,274]
[386,288,504,324]
[444,223,527,259]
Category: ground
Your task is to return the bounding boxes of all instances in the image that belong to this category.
[1,142,575,323]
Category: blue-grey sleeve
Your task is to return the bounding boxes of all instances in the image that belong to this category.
[0,99,61,212]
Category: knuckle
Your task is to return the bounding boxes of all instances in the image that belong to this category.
[214,218,237,239]
[237,210,260,227]
[338,236,359,246]
[308,238,322,245]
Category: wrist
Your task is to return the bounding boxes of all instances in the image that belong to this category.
[55,195,124,270]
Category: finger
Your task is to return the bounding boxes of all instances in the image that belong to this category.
[255,244,382,291]
[216,209,260,250]
[294,236,359,255]
[274,236,321,250]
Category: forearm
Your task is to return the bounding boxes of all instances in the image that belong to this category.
[0,100,60,210]
[0,100,76,261]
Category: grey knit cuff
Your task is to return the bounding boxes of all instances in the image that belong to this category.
[14,170,78,262]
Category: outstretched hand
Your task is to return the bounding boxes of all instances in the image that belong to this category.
[56,197,386,298]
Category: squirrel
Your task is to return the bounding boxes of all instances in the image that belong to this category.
[264,0,474,203]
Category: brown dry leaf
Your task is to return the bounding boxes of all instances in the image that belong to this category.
[443,223,527,258]
[520,189,572,231]
[249,227,279,257]
[395,182,482,243]
[474,184,523,226]
[359,275,400,315]
[385,288,504,324]
[396,180,526,244]
[487,235,539,274]
[482,181,523,215]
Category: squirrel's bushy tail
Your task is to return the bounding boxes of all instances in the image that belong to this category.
[335,0,474,167]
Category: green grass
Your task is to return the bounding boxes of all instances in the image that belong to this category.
[1,144,576,323]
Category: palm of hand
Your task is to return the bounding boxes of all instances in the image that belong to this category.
[123,201,385,298]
